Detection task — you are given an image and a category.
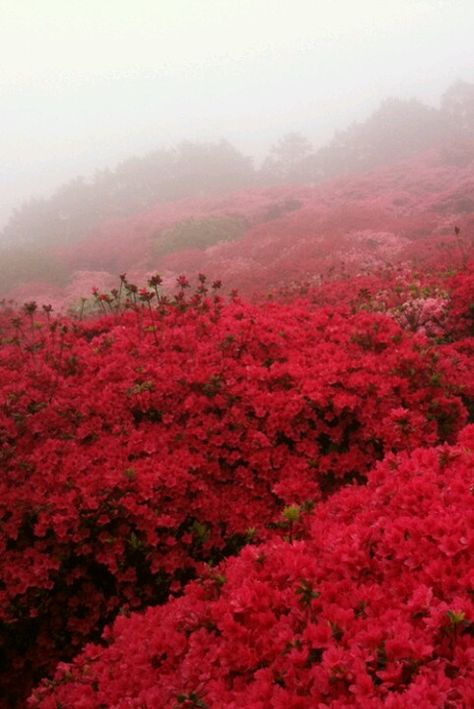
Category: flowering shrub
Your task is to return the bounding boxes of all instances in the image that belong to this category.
[0,272,470,705]
[445,263,474,339]
[388,296,448,337]
[29,430,474,707]
[4,144,474,304]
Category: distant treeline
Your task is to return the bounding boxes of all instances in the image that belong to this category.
[2,80,474,249]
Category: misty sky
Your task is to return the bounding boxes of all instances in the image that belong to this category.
[1,0,473,228]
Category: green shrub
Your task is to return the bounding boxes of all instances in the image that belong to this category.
[153,215,248,257]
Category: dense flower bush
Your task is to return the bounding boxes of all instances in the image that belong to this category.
[29,429,474,707]
[389,296,448,337]
[1,268,473,705]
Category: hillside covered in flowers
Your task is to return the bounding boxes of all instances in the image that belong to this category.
[1,133,474,706]
[3,136,474,312]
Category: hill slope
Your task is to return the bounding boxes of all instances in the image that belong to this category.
[3,143,474,309]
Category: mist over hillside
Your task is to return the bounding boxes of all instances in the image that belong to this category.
[1,80,474,308]
[2,80,474,251]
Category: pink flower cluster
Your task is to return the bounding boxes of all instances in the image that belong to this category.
[391,296,449,337]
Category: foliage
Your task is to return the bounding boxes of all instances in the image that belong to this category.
[260,132,314,184]
[153,215,249,258]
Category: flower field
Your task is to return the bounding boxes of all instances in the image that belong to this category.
[5,143,474,309]
[1,148,474,707]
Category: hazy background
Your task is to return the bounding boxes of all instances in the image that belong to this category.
[1,0,473,228]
